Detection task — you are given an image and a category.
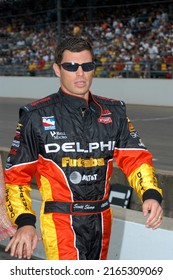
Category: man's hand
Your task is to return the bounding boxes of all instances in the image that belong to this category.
[5,225,41,259]
[142,199,163,230]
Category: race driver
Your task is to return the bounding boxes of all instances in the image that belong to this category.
[4,36,163,260]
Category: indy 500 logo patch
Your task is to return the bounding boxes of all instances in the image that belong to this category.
[42,116,56,131]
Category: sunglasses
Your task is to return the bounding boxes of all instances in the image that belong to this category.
[59,62,95,72]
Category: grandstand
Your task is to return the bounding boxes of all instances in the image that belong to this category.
[0,0,173,78]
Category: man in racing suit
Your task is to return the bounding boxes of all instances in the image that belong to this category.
[4,37,163,260]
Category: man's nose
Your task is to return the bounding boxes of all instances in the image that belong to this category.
[76,65,84,75]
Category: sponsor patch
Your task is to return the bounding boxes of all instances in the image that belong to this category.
[62,157,105,167]
[42,116,56,131]
[45,141,115,154]
[12,140,20,148]
[102,109,112,116]
[9,148,17,155]
[69,171,98,184]
[16,123,23,131]
[50,131,67,140]
[98,116,112,124]
[127,117,136,132]
[14,131,21,139]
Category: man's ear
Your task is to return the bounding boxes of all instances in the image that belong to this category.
[53,63,60,77]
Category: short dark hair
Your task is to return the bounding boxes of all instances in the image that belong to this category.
[54,36,94,64]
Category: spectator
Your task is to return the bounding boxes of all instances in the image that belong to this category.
[27,59,37,76]
[0,0,173,78]
[36,56,45,70]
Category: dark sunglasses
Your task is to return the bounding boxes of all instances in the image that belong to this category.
[59,62,95,72]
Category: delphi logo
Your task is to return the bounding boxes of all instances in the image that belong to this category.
[45,140,115,153]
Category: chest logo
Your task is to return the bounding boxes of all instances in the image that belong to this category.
[69,171,98,184]
[42,116,56,131]
[98,116,112,124]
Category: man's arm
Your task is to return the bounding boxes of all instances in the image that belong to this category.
[4,108,40,258]
[113,111,163,228]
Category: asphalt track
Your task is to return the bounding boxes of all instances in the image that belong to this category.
[0,97,173,172]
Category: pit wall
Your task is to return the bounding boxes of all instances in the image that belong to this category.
[0,77,173,106]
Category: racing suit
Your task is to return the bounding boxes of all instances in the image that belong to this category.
[4,88,162,260]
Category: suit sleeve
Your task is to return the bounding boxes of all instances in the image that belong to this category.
[4,108,39,227]
[113,107,163,203]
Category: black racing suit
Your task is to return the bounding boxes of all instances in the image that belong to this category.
[4,88,162,259]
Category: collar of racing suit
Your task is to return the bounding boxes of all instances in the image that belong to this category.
[59,88,102,118]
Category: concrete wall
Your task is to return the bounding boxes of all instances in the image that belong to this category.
[108,206,173,260]
[0,76,173,106]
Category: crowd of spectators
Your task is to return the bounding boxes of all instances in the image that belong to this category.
[0,0,173,78]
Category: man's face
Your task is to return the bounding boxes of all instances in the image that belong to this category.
[53,50,94,100]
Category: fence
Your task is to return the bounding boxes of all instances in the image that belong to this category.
[0,61,173,79]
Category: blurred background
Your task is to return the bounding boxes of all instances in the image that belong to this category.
[0,0,173,78]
